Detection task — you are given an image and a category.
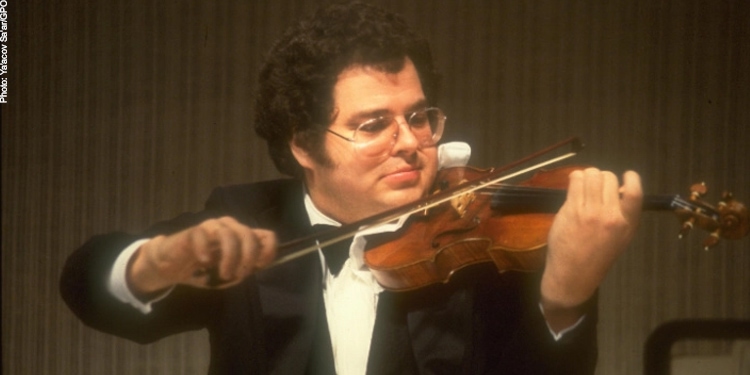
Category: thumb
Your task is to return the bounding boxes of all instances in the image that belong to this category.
[619,170,643,225]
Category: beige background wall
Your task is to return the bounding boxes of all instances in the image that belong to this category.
[3,1,748,374]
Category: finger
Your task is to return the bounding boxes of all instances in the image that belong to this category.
[215,217,277,277]
[236,228,258,278]
[185,225,219,285]
[566,169,585,208]
[619,170,643,223]
[252,229,278,268]
[583,168,604,208]
[189,224,215,266]
[218,218,258,277]
[239,231,257,277]
[601,170,620,208]
[215,223,241,281]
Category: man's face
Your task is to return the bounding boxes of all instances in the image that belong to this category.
[292,58,439,224]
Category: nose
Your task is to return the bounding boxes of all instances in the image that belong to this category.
[389,118,420,155]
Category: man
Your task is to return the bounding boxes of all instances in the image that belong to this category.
[61,2,642,374]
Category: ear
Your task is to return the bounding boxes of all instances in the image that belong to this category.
[289,135,315,170]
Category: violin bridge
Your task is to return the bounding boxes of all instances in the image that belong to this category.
[450,191,476,218]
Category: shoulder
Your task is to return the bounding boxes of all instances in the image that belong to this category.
[206,178,302,211]
[204,179,307,234]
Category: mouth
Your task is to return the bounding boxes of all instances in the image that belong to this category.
[381,166,422,185]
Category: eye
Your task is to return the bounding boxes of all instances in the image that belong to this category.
[358,117,392,134]
[408,110,430,128]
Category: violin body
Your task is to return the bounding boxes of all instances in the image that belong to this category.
[363,162,749,291]
[364,165,581,291]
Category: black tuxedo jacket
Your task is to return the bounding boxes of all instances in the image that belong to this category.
[60,179,598,374]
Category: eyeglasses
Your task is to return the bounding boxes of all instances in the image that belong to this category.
[326,107,446,158]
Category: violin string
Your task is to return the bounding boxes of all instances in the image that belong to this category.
[270,170,719,269]
[476,185,557,194]
[477,185,720,218]
[477,185,565,201]
[669,196,720,218]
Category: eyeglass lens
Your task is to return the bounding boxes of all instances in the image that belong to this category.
[354,108,444,157]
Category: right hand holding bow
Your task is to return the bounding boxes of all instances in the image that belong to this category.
[127,216,277,299]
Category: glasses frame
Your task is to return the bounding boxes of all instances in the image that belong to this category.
[326,107,446,157]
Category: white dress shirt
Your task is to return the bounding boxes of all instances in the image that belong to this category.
[304,194,410,375]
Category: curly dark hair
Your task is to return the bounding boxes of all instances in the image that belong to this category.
[254,1,441,178]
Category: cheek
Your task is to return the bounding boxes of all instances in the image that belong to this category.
[328,142,379,172]
[339,158,382,185]
[326,147,380,186]
[422,151,439,177]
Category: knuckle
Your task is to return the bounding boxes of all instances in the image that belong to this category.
[218,216,239,225]
[568,170,584,180]
[187,228,208,248]
[196,219,221,236]
[215,224,233,237]
[192,224,209,237]
[583,167,600,176]
[602,217,623,231]
[578,210,600,226]
[602,211,629,230]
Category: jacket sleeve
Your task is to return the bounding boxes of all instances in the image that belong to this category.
[471,270,598,375]
[59,189,235,344]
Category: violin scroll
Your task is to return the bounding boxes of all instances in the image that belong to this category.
[675,182,749,250]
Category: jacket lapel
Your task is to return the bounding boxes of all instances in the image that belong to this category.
[366,284,474,375]
[252,181,335,374]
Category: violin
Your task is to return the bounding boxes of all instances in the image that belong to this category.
[211,137,749,289]
[363,164,749,291]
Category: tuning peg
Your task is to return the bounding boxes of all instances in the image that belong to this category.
[689,182,708,200]
[679,217,695,239]
[671,181,748,247]
[720,191,734,205]
[702,230,721,250]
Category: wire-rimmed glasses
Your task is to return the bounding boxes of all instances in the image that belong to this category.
[326,107,446,158]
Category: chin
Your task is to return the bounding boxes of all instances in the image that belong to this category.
[381,188,427,209]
